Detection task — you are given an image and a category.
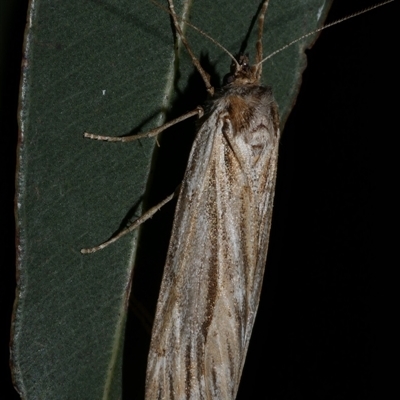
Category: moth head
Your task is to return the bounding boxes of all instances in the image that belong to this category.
[224,53,259,86]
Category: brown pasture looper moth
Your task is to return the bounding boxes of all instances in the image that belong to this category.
[81,0,394,398]
[83,1,279,397]
[143,2,280,398]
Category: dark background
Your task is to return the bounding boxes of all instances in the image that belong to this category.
[1,0,394,398]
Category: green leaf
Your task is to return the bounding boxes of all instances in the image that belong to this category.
[11,0,332,398]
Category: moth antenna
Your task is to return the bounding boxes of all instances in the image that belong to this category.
[255,0,270,81]
[151,0,239,72]
[256,0,394,66]
[183,21,238,67]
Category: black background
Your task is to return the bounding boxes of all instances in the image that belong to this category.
[1,0,395,398]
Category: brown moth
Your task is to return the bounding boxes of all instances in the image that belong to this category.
[144,1,279,398]
[83,1,279,397]
[80,0,394,398]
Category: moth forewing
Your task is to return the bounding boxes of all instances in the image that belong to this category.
[145,81,280,399]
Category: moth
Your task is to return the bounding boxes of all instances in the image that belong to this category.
[81,0,393,398]
[83,1,278,397]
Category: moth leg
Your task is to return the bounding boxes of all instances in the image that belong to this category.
[167,0,214,96]
[255,0,270,81]
[84,107,203,143]
[81,184,181,254]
